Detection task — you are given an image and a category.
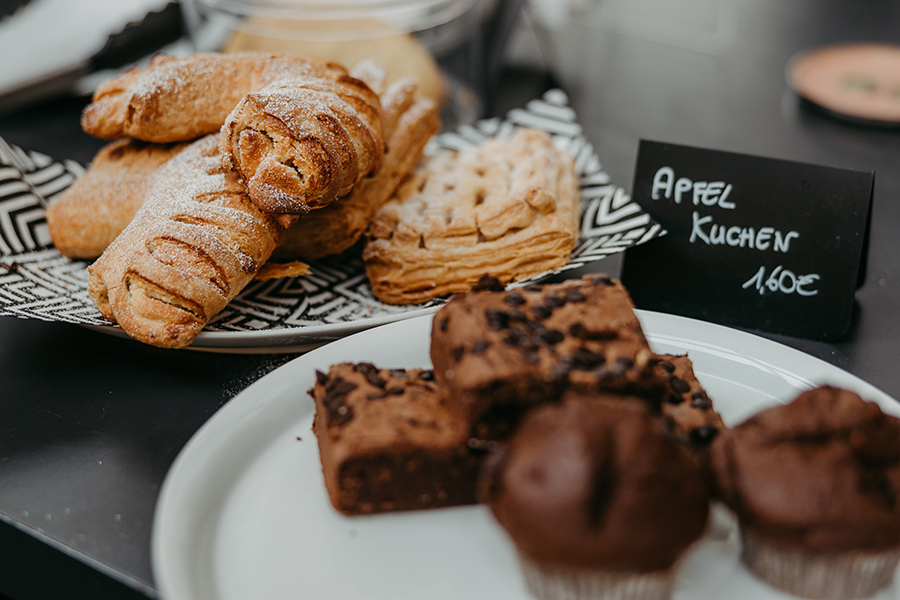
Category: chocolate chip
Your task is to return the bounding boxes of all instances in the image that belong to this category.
[545,293,564,308]
[419,370,435,381]
[689,425,719,445]
[537,329,564,345]
[532,304,552,320]
[658,360,675,373]
[353,362,377,375]
[570,347,605,370]
[569,322,586,338]
[472,274,505,292]
[506,308,527,321]
[591,274,613,286]
[439,316,450,332]
[564,289,586,303]
[505,292,526,306]
[670,377,690,394]
[389,369,409,378]
[325,377,357,395]
[366,372,387,388]
[452,346,465,362]
[333,379,359,394]
[315,370,328,385]
[666,390,685,404]
[691,391,712,410]
[323,392,354,426]
[384,386,405,395]
[524,283,543,292]
[485,308,509,331]
[472,340,491,354]
[328,403,354,426]
[504,326,528,347]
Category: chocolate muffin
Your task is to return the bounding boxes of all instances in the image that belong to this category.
[710,385,900,599]
[481,394,709,600]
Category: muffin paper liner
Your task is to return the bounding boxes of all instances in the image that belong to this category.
[0,90,664,343]
[741,527,900,599]
[518,552,674,600]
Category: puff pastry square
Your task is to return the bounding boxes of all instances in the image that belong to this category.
[363,128,580,305]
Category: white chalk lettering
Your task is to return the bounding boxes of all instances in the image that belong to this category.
[675,178,692,204]
[774,231,799,253]
[726,226,742,246]
[718,184,735,209]
[690,212,800,253]
[690,212,712,243]
[651,166,674,200]
[756,227,774,250]
[650,167,736,209]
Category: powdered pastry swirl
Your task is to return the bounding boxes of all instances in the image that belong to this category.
[219,68,385,214]
[88,135,293,349]
[81,52,354,143]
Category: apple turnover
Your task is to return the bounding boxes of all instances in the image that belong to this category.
[364,128,580,305]
[88,135,293,349]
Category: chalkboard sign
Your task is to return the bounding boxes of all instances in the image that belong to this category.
[621,140,874,341]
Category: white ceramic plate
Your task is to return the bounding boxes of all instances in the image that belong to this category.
[151,310,900,600]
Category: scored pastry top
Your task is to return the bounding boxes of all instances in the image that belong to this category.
[364,127,580,304]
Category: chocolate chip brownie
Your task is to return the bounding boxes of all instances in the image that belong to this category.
[431,274,668,440]
[310,363,483,514]
[654,353,725,448]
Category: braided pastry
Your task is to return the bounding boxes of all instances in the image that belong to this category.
[274,77,439,260]
[81,52,360,143]
[218,68,384,215]
[88,135,293,349]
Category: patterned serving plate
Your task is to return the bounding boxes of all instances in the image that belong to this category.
[0,90,663,350]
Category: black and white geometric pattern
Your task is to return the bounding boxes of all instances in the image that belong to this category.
[0,90,664,344]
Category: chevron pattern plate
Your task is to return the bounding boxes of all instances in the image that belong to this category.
[0,90,664,349]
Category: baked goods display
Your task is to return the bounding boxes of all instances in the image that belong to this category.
[47,50,599,347]
[430,274,666,440]
[479,395,710,600]
[309,363,482,514]
[45,139,187,259]
[273,77,440,259]
[218,64,385,214]
[87,135,292,349]
[81,52,353,143]
[364,128,580,305]
[710,385,900,599]
[300,272,900,599]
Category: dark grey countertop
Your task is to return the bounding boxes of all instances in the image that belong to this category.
[1,1,899,598]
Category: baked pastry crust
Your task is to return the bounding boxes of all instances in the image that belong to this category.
[81,52,353,143]
[273,77,440,260]
[219,63,385,214]
[46,139,187,259]
[88,135,292,349]
[364,128,580,305]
